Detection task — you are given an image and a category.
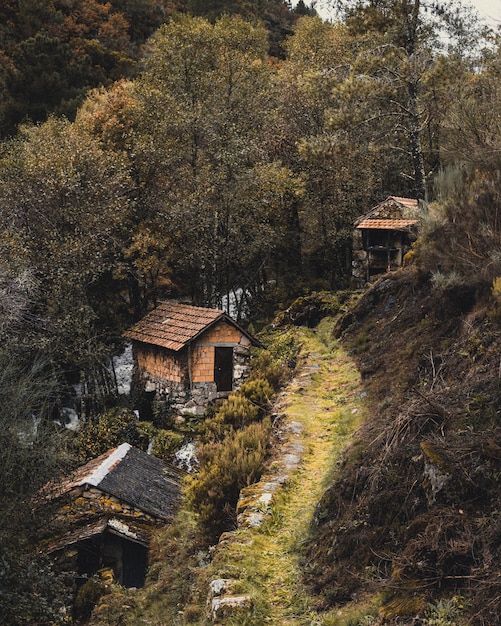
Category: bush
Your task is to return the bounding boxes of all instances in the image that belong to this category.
[187,324,298,542]
[0,550,72,626]
[201,393,261,443]
[415,166,501,289]
[74,575,109,624]
[237,378,274,413]
[248,348,291,390]
[216,394,260,429]
[151,429,185,463]
[135,420,156,449]
[76,407,149,461]
[187,419,272,543]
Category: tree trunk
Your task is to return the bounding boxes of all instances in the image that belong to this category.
[408,70,427,201]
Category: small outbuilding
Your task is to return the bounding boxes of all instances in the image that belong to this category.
[124,301,261,415]
[352,196,420,282]
[43,443,182,589]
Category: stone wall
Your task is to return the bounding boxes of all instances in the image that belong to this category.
[352,228,367,285]
[62,486,160,525]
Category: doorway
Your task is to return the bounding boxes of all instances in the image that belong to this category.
[214,347,233,392]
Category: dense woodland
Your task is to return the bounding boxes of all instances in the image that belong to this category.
[1,0,501,623]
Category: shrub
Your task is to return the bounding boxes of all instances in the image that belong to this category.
[415,166,501,289]
[76,407,148,461]
[0,550,72,626]
[76,408,138,461]
[187,419,272,543]
[430,270,464,291]
[217,394,260,428]
[424,595,466,626]
[237,377,274,413]
[279,291,341,327]
[151,429,185,463]
[135,420,156,450]
[248,348,291,390]
[152,399,174,428]
[201,393,261,443]
[74,574,109,623]
[488,277,501,323]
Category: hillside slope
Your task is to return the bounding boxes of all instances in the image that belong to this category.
[305,268,501,625]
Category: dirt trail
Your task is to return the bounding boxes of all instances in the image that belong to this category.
[208,325,368,625]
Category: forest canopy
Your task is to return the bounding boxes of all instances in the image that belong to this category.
[0,1,498,388]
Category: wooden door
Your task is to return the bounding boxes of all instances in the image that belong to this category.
[214,347,233,392]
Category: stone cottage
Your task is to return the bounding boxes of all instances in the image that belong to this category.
[352,195,420,282]
[43,443,182,589]
[124,301,261,415]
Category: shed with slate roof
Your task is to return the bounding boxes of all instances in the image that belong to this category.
[352,196,421,281]
[42,443,182,589]
[124,301,261,415]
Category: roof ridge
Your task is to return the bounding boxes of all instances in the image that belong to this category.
[81,442,131,487]
[389,195,417,202]
[157,300,225,314]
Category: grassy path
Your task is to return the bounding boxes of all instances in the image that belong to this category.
[208,320,368,625]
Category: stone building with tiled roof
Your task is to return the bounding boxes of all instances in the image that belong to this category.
[353,196,421,282]
[124,302,261,415]
[42,443,182,588]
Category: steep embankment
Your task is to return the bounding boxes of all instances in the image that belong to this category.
[305,268,501,625]
[200,318,369,625]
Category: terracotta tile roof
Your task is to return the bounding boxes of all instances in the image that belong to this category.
[47,443,183,520]
[124,301,259,351]
[355,196,420,226]
[356,218,419,230]
[388,196,418,210]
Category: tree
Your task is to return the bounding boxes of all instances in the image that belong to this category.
[134,15,302,310]
[75,79,175,315]
[0,0,170,137]
[416,43,501,287]
[0,270,73,625]
[326,0,483,200]
[276,17,376,287]
[179,0,298,57]
[3,32,87,131]
[0,117,133,395]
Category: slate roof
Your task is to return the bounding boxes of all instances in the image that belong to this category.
[124,301,259,352]
[355,196,420,230]
[51,443,182,521]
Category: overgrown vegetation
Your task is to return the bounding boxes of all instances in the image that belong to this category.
[183,316,367,625]
[0,276,73,624]
[187,328,301,544]
[75,406,187,464]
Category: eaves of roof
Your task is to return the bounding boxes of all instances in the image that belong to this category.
[45,517,151,554]
[356,218,420,230]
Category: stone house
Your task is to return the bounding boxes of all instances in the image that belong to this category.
[43,443,182,588]
[124,301,261,415]
[352,196,420,282]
